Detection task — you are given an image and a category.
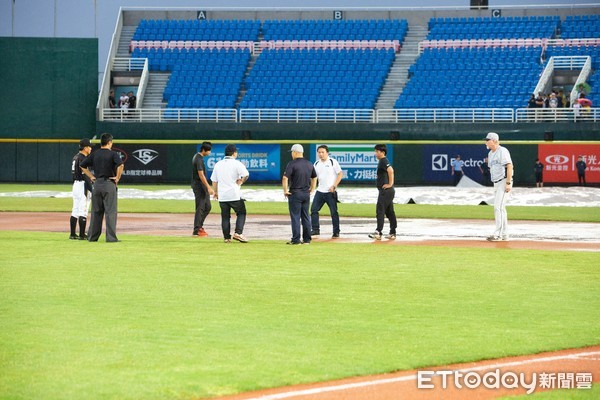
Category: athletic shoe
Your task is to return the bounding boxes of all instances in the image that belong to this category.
[501,236,509,241]
[302,241,310,245]
[78,234,88,240]
[192,230,199,236]
[286,241,302,245]
[69,234,78,240]
[198,228,208,237]
[331,233,340,239]
[232,233,248,243]
[368,231,382,240]
[310,230,320,236]
[385,233,396,240]
[486,235,502,242]
[224,239,231,243]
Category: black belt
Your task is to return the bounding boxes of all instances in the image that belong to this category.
[493,178,506,183]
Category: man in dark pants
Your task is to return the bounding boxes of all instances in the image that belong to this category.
[282,144,317,245]
[369,144,397,240]
[576,155,587,186]
[191,141,214,237]
[80,133,124,242]
[311,144,343,238]
[210,144,250,243]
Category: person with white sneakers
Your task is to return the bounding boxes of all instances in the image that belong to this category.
[485,132,514,242]
[210,144,249,243]
[310,145,343,239]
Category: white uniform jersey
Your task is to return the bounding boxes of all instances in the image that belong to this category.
[210,157,249,202]
[488,146,513,183]
[314,157,342,193]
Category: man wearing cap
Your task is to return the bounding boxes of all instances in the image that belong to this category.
[69,138,93,240]
[282,144,317,245]
[80,133,125,242]
[485,132,514,241]
[210,144,250,243]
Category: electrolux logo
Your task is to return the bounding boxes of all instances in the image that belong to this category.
[432,154,448,171]
[132,149,159,165]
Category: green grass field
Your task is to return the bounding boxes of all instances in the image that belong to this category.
[1,185,599,399]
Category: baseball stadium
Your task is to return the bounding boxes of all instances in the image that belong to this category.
[0,0,599,399]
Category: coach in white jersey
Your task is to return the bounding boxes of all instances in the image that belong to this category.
[310,145,343,238]
[485,132,514,241]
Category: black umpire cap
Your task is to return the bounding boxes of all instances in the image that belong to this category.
[79,138,92,149]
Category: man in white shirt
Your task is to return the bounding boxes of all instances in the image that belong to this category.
[210,144,250,243]
[310,145,343,239]
[485,132,514,242]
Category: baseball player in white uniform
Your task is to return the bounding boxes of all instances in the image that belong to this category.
[485,132,514,241]
[69,138,93,240]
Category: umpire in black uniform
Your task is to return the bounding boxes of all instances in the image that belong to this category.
[80,133,124,242]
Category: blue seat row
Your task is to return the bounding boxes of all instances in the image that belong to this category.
[133,19,260,42]
[262,19,407,41]
[561,16,600,39]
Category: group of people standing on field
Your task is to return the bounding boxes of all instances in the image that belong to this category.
[191,142,398,245]
[69,132,551,244]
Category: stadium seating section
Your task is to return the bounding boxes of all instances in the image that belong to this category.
[126,17,598,111]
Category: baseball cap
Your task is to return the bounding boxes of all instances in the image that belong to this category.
[290,144,304,153]
[224,144,237,155]
[485,132,499,141]
[79,138,91,148]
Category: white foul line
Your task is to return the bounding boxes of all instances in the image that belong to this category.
[244,350,600,400]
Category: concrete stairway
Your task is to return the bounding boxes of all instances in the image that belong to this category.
[375,25,428,110]
[142,72,170,108]
[117,26,136,57]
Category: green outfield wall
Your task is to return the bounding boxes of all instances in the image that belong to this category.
[0,38,98,139]
[1,140,597,186]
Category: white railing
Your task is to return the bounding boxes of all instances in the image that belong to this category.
[99,107,599,123]
[100,108,237,122]
[239,109,375,123]
[377,108,514,123]
[112,57,147,71]
[515,108,599,123]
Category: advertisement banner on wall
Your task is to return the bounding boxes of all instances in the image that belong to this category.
[538,144,600,183]
[113,144,167,183]
[423,145,488,184]
[204,144,280,181]
[313,144,393,181]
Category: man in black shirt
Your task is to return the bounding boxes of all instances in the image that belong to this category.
[69,138,93,240]
[191,141,214,236]
[369,144,397,240]
[282,144,317,245]
[80,133,125,242]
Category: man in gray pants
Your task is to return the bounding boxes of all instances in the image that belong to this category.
[80,133,124,242]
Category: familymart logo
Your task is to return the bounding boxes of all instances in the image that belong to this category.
[417,370,593,394]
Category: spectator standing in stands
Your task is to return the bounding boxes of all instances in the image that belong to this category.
[576,156,587,186]
[480,157,491,186]
[558,90,569,108]
[310,145,343,239]
[119,92,129,114]
[534,92,544,121]
[80,133,125,243]
[191,141,214,237]
[451,155,464,186]
[548,92,558,109]
[368,144,397,241]
[210,144,250,243]
[108,89,116,108]
[282,144,317,245]
[128,91,137,109]
[534,158,544,188]
[485,132,513,242]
